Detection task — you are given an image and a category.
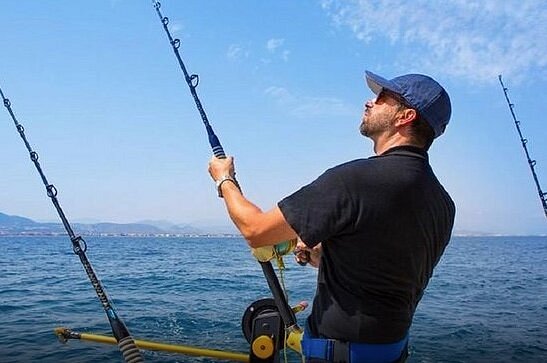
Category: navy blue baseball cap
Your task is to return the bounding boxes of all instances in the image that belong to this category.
[365,71,451,138]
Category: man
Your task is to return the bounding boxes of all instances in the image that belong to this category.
[208,71,455,362]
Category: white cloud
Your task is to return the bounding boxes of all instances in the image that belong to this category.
[227,44,249,61]
[266,38,285,52]
[321,0,547,83]
[264,86,357,118]
[282,50,290,62]
[265,38,290,62]
[264,86,293,100]
[227,39,288,63]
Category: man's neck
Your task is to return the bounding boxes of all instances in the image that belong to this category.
[372,133,423,155]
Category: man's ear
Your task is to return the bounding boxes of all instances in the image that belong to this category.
[395,108,418,127]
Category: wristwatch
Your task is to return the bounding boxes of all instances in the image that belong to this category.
[215,175,236,197]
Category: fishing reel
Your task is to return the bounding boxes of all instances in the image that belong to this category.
[241,298,308,362]
[243,239,310,362]
[241,298,283,362]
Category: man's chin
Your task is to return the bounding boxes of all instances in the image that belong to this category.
[359,123,369,137]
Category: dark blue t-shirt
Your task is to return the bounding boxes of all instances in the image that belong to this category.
[278,145,455,343]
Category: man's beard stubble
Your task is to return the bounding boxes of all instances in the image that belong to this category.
[360,111,394,138]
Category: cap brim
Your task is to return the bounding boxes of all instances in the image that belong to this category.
[364,71,402,95]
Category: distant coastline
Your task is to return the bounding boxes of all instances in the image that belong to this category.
[1,233,544,238]
[0,231,242,238]
[0,211,237,238]
[1,211,544,238]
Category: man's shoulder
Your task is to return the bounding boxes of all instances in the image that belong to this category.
[331,157,375,171]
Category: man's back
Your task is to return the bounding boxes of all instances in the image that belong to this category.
[279,145,455,343]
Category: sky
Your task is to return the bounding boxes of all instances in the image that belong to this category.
[0,0,545,235]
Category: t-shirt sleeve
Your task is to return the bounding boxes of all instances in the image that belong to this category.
[277,167,354,247]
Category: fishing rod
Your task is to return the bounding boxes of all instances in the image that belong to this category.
[152,1,231,167]
[498,75,547,219]
[152,0,302,357]
[0,85,144,363]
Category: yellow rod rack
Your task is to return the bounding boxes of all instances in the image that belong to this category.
[54,327,249,362]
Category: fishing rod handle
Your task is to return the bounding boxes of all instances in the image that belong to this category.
[206,125,226,159]
[118,336,144,363]
[110,313,145,362]
[207,125,242,196]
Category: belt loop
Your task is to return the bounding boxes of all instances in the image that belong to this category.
[332,340,349,363]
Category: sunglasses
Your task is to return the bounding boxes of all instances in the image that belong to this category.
[378,90,413,109]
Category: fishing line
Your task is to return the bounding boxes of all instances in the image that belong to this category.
[152,0,300,335]
[0,85,144,363]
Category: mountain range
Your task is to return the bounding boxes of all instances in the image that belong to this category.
[0,212,237,236]
[1,212,524,237]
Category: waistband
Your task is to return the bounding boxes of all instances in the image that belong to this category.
[301,333,409,363]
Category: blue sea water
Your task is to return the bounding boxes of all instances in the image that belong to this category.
[0,236,546,362]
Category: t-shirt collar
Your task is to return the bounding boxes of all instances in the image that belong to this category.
[380,145,429,159]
